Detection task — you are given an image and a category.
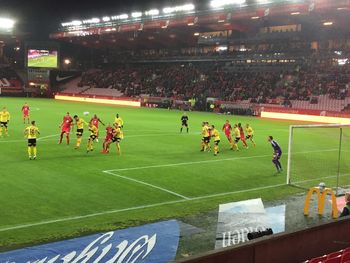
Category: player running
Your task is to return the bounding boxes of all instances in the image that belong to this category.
[102,123,114,154]
[114,114,124,129]
[24,121,40,160]
[246,124,256,147]
[21,102,30,124]
[58,112,73,145]
[232,124,240,151]
[73,115,89,149]
[180,113,189,133]
[238,123,248,148]
[90,114,105,142]
[201,122,211,152]
[211,125,221,156]
[0,107,10,137]
[86,122,98,153]
[268,136,283,174]
[222,120,233,149]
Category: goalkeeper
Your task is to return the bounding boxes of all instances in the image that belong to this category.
[268,136,282,174]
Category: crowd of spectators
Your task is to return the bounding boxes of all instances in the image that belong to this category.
[77,60,350,103]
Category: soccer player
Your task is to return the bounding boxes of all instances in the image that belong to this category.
[22,102,30,124]
[180,113,189,133]
[238,123,248,148]
[73,115,89,149]
[268,136,283,174]
[222,120,234,149]
[102,123,114,154]
[87,122,98,153]
[246,124,256,147]
[24,121,40,160]
[114,114,124,129]
[211,125,221,156]
[232,124,241,151]
[201,122,210,152]
[111,125,124,155]
[0,107,10,137]
[58,112,73,145]
[90,114,105,142]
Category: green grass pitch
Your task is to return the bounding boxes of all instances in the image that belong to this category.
[28,55,58,68]
[0,97,349,251]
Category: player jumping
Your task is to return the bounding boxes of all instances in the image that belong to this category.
[0,107,10,137]
[90,114,105,142]
[180,113,189,133]
[24,121,40,160]
[211,125,221,156]
[73,115,89,149]
[268,136,283,174]
[246,124,256,147]
[22,102,30,124]
[58,112,73,145]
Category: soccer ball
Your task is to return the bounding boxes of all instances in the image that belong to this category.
[319,182,326,192]
[83,111,90,116]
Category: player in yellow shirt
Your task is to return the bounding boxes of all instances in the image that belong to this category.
[246,124,256,147]
[0,107,10,137]
[211,125,221,156]
[111,125,124,155]
[24,121,40,160]
[201,122,211,152]
[86,123,99,153]
[232,124,241,151]
[114,114,124,129]
[73,115,89,149]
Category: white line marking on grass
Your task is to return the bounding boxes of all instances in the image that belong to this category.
[0,134,59,143]
[294,173,350,185]
[0,183,285,233]
[103,171,190,200]
[104,149,338,173]
[37,134,60,141]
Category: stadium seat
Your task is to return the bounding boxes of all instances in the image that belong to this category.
[327,251,343,259]
[344,248,350,254]
[309,255,327,263]
[342,253,350,262]
[323,255,342,263]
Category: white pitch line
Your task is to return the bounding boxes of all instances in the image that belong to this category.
[294,173,350,185]
[105,148,338,173]
[0,134,59,143]
[0,183,286,233]
[103,171,190,200]
[37,134,60,141]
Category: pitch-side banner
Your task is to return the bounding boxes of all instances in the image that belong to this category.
[0,220,180,263]
[215,198,285,249]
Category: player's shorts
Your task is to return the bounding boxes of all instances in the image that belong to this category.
[0,122,8,128]
[89,135,97,141]
[203,136,210,143]
[235,137,241,143]
[246,135,253,140]
[76,129,84,137]
[214,140,220,146]
[240,136,245,141]
[28,138,36,147]
[23,113,29,117]
[62,127,71,134]
[225,133,232,139]
[274,151,282,159]
[182,122,188,127]
[112,137,122,143]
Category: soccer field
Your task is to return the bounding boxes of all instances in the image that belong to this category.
[0,97,349,251]
[27,55,58,68]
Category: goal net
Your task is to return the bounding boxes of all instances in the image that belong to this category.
[287,124,350,194]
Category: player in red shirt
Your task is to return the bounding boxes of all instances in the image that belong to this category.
[90,114,105,142]
[222,120,234,149]
[102,123,114,154]
[238,123,248,148]
[21,103,30,124]
[58,112,73,145]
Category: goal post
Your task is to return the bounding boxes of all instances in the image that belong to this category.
[286,123,350,194]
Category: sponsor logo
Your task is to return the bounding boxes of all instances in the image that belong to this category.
[56,75,75,82]
[0,220,179,263]
[0,78,11,87]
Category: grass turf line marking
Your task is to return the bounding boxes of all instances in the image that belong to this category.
[0,183,285,233]
[104,148,338,172]
[104,171,190,200]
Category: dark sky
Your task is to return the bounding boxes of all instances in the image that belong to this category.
[0,0,188,38]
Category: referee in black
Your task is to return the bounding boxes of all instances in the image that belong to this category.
[180,113,189,133]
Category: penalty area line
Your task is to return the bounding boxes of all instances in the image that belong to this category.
[0,183,286,233]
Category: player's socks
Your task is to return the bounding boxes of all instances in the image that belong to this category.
[66,136,70,145]
[28,147,32,158]
[33,147,37,157]
[58,133,64,144]
[180,128,183,133]
[76,138,82,148]
[187,128,189,133]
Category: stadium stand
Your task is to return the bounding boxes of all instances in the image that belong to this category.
[302,248,350,263]
[0,66,23,94]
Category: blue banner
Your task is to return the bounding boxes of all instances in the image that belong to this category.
[0,220,180,263]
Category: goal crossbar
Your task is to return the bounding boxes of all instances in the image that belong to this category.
[287,123,350,185]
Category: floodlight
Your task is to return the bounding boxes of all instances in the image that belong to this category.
[145,9,160,16]
[131,12,142,18]
[210,0,245,8]
[102,16,111,22]
[0,18,15,29]
[61,20,82,27]
[119,14,129,19]
[163,4,195,14]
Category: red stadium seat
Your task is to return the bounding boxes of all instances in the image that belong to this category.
[309,255,327,263]
[342,253,350,262]
[327,251,343,259]
[344,248,350,254]
[323,255,342,263]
